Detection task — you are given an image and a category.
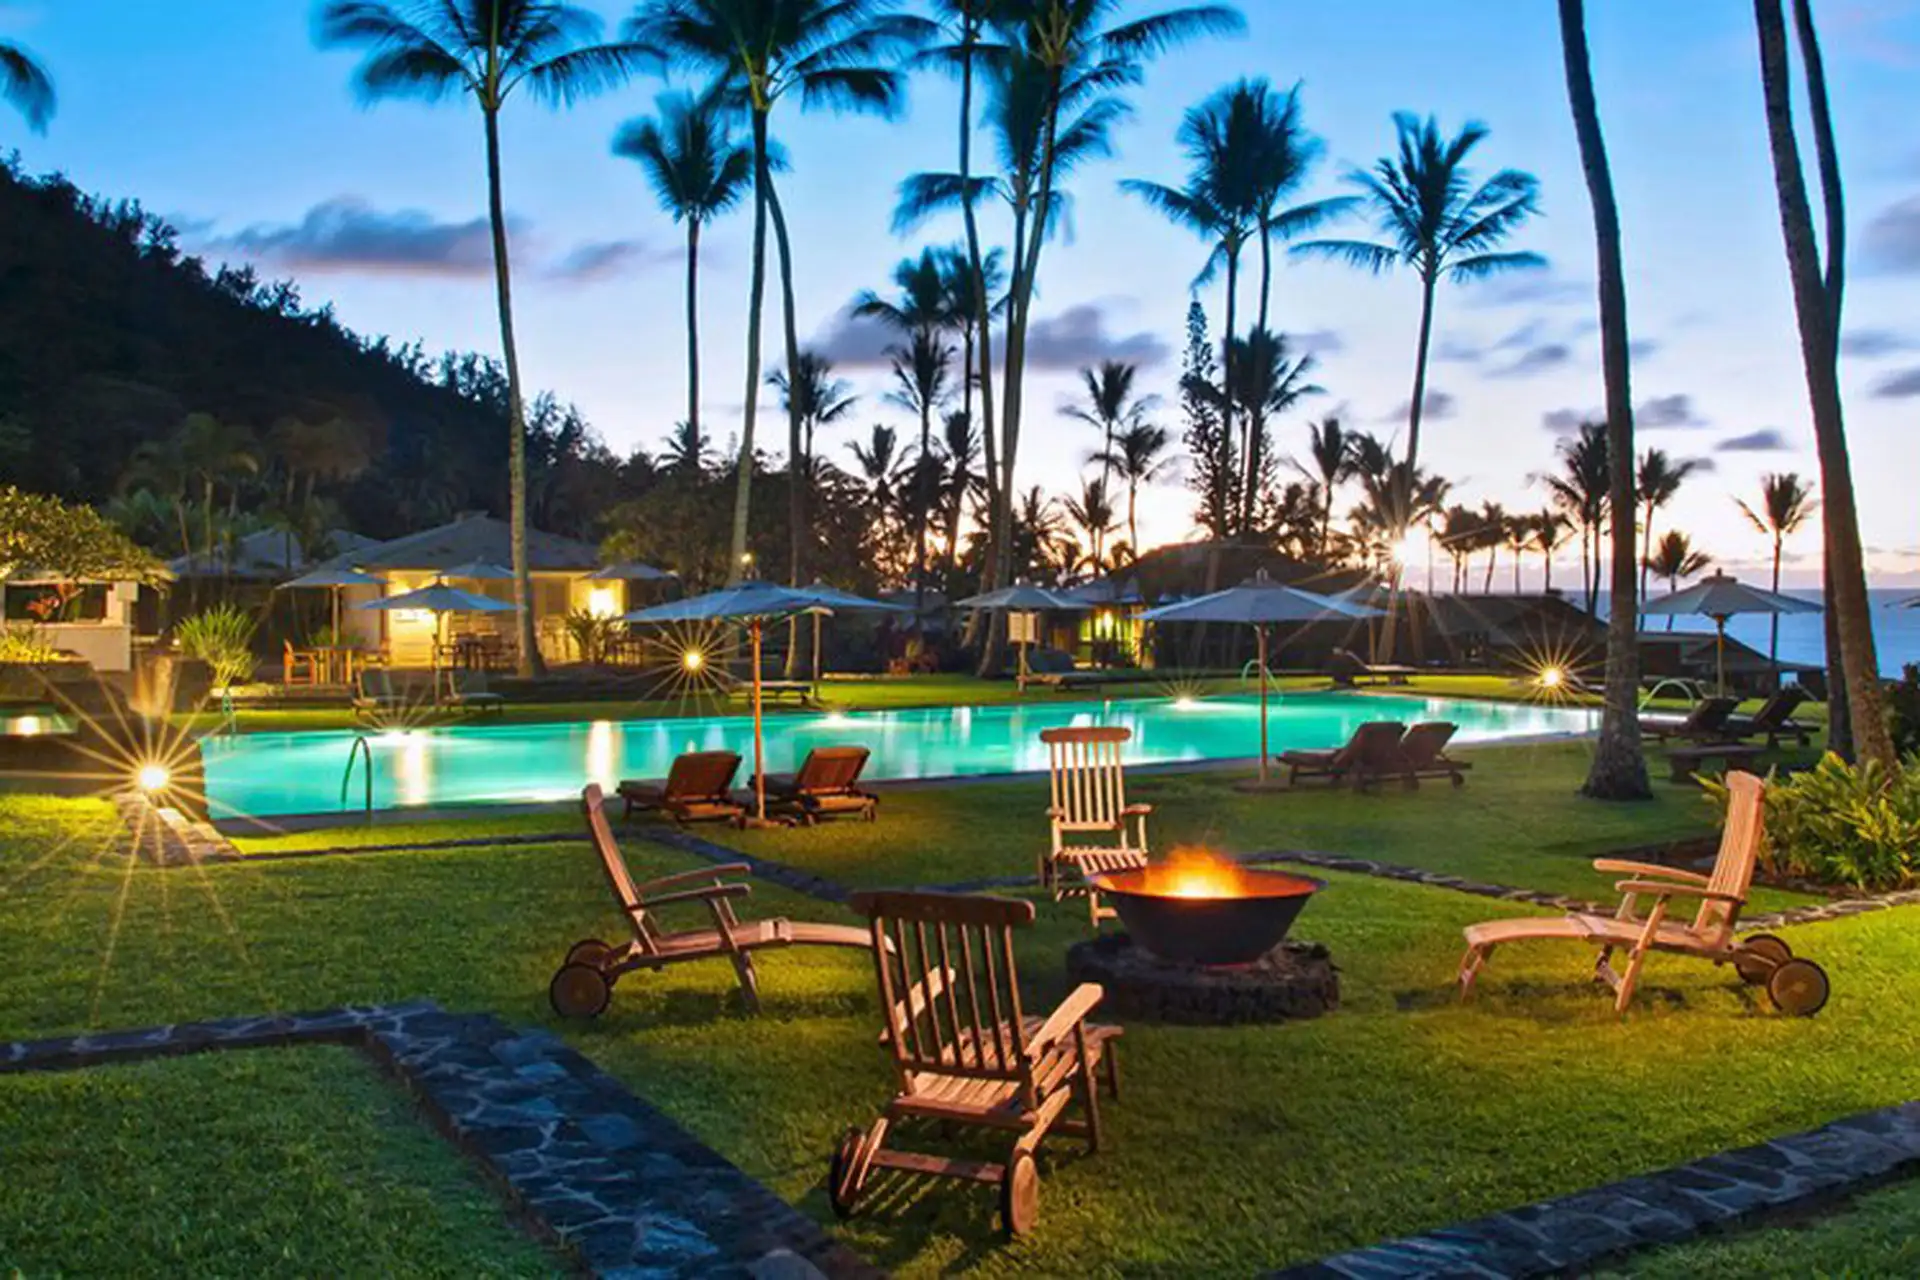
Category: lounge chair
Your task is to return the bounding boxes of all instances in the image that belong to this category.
[283,640,318,686]
[1399,721,1472,788]
[719,669,816,706]
[827,889,1122,1237]
[351,667,404,723]
[616,750,745,824]
[549,784,874,1018]
[1327,648,1415,688]
[1721,687,1815,748]
[442,667,505,716]
[1638,695,1738,743]
[1040,726,1150,926]
[1457,772,1830,1016]
[764,745,877,823]
[1277,721,1411,790]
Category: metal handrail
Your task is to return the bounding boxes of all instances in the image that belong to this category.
[1639,677,1704,710]
[341,735,374,814]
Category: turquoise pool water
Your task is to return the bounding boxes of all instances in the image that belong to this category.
[201,692,1597,819]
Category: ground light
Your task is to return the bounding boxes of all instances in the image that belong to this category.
[681,648,706,674]
[1539,666,1565,691]
[136,763,172,794]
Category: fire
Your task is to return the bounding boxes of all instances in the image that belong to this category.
[1153,848,1251,900]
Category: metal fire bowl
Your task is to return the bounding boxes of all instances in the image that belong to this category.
[1091,866,1325,967]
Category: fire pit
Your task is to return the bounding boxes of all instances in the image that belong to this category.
[1091,851,1324,966]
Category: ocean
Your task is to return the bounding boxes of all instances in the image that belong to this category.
[1596,588,1920,677]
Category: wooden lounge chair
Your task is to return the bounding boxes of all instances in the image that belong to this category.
[549,784,874,1018]
[764,746,877,823]
[1399,721,1472,788]
[1041,726,1150,925]
[1638,695,1738,743]
[616,750,745,824]
[827,889,1122,1236]
[1327,648,1415,688]
[283,640,318,686]
[1721,687,1815,748]
[1457,772,1830,1015]
[719,669,816,706]
[1024,647,1095,692]
[351,667,404,723]
[1276,721,1410,790]
[442,667,505,716]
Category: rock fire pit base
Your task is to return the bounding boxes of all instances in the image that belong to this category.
[1066,933,1339,1025]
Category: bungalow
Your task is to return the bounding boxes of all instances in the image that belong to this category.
[2,574,144,673]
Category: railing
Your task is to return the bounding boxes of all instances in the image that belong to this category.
[340,735,374,815]
[1640,677,1705,710]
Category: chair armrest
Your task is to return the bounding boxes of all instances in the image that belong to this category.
[635,864,753,895]
[1025,983,1105,1059]
[638,882,753,911]
[1613,879,1743,903]
[1045,806,1066,819]
[1592,859,1709,885]
[1122,803,1153,817]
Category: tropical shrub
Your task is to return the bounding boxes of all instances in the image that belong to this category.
[0,624,62,664]
[1706,753,1920,890]
[175,605,258,689]
[1888,663,1920,758]
[561,611,617,666]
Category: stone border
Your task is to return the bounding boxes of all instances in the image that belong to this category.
[0,1002,877,1280]
[1271,1100,1920,1278]
[114,793,244,866]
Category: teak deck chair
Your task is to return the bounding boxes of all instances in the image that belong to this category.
[1277,720,1409,790]
[616,750,744,824]
[1399,721,1471,788]
[442,667,505,716]
[1722,687,1815,748]
[1457,772,1830,1016]
[1040,726,1150,926]
[549,785,873,1018]
[827,889,1122,1237]
[1638,695,1738,743]
[764,745,878,823]
[351,667,404,723]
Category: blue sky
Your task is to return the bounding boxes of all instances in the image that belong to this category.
[7,0,1920,586]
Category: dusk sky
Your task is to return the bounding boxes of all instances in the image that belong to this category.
[7,0,1919,586]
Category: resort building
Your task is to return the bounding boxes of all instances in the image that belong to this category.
[1,572,146,673]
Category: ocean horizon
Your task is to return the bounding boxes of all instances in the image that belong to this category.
[1576,588,1919,677]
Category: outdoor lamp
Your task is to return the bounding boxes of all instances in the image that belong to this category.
[136,763,172,794]
[682,648,706,674]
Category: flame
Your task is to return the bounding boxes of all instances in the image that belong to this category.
[1153,847,1251,900]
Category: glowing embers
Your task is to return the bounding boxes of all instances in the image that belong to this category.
[1092,847,1324,967]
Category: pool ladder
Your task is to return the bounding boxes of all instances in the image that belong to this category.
[341,735,374,816]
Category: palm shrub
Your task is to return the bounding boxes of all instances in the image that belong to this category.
[0,625,61,664]
[175,605,258,689]
[1888,664,1920,758]
[1706,753,1920,890]
[561,610,617,666]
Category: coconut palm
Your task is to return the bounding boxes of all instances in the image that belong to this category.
[1291,418,1356,562]
[1090,421,1174,562]
[1537,422,1610,615]
[935,242,1005,490]
[1736,471,1817,669]
[1527,508,1570,593]
[1634,447,1700,598]
[1476,501,1508,592]
[1,38,54,132]
[1294,113,1542,474]
[1644,531,1712,632]
[1061,477,1119,575]
[318,0,651,676]
[1504,511,1534,592]
[1218,328,1321,530]
[1437,504,1478,594]
[769,351,857,488]
[1065,361,1156,549]
[938,410,984,588]
[626,0,931,584]
[614,84,752,472]
[885,330,954,611]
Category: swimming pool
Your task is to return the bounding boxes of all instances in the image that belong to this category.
[200,692,1597,819]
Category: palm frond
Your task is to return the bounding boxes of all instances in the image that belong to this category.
[0,43,55,132]
[521,42,656,106]
[797,66,905,118]
[1445,250,1547,282]
[1100,5,1246,60]
[1290,238,1399,274]
[892,172,999,233]
[353,45,473,103]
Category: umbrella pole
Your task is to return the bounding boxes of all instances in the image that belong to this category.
[812,610,822,702]
[1716,616,1727,699]
[752,619,767,823]
[1257,625,1270,784]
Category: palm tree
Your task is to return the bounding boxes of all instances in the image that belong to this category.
[769,351,857,487]
[1634,447,1699,598]
[1477,501,1508,592]
[938,410,983,587]
[1219,328,1320,529]
[1061,477,1118,575]
[848,424,909,578]
[1090,421,1174,561]
[1527,508,1570,593]
[1752,0,1893,768]
[627,0,930,584]
[1736,471,1817,671]
[885,330,953,611]
[614,85,752,472]
[1504,512,1534,592]
[318,0,650,676]
[935,241,1005,493]
[1438,504,1477,594]
[1065,361,1155,559]
[1293,418,1355,561]
[1294,113,1542,474]
[1644,531,1712,631]
[1538,422,1610,615]
[1,37,54,132]
[173,413,260,562]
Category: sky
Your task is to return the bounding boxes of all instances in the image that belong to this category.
[5,0,1919,588]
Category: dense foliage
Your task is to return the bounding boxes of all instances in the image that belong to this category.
[0,486,161,583]
[1708,754,1920,890]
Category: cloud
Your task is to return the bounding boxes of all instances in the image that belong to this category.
[208,197,502,278]
[1717,428,1790,453]
[1862,195,1920,273]
[1434,335,1485,364]
[809,308,899,370]
[1872,365,1920,398]
[1841,328,1920,358]
[1682,455,1718,474]
[1023,304,1170,371]
[1461,272,1591,309]
[1637,393,1708,428]
[1488,342,1573,379]
[1292,328,1344,357]
[1380,391,1455,423]
[1629,338,1661,360]
[1541,407,1596,433]
[547,238,674,283]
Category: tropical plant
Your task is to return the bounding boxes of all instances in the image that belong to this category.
[1736,470,1818,670]
[884,330,954,609]
[1061,477,1119,575]
[318,0,651,676]
[1503,510,1534,591]
[1293,418,1355,561]
[1,37,54,132]
[0,488,165,585]
[1216,328,1320,530]
[1706,754,1920,890]
[1634,448,1699,598]
[1643,530,1711,631]
[0,626,61,664]
[769,351,858,486]
[1294,113,1542,474]
[614,84,752,471]
[1474,501,1508,592]
[1527,508,1570,592]
[1889,664,1920,759]
[560,609,619,665]
[1065,361,1155,562]
[175,604,259,689]
[1090,422,1174,565]
[938,410,984,587]
[1537,422,1610,614]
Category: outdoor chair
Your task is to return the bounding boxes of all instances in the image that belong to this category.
[1721,687,1815,748]
[1276,721,1411,790]
[1399,721,1472,788]
[442,667,504,716]
[1327,648,1415,688]
[1024,647,1094,692]
[827,889,1122,1237]
[282,640,318,686]
[350,666,404,723]
[764,745,877,823]
[616,750,745,824]
[1638,695,1739,743]
[1041,726,1150,925]
[548,784,874,1018]
[1457,772,1830,1016]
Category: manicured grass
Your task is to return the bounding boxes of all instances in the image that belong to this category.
[0,1046,557,1276]
[1610,1177,1920,1277]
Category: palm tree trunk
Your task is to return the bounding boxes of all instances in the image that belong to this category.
[1404,272,1438,471]
[1128,480,1140,564]
[1753,0,1894,769]
[686,219,702,465]
[978,182,1035,677]
[915,400,932,622]
[1561,0,1650,798]
[730,110,773,585]
[1769,536,1783,674]
[482,110,544,678]
[959,19,1000,659]
[1638,498,1654,600]
[1256,215,1274,338]
[764,174,807,677]
[1224,247,1250,535]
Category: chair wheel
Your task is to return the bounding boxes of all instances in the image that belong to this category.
[827,1127,865,1220]
[1734,934,1792,986]
[1768,957,1830,1017]
[566,938,613,969]
[549,962,611,1019]
[1000,1150,1039,1236]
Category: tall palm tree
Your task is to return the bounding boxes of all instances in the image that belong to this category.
[1538,422,1610,616]
[318,0,651,676]
[1090,421,1174,562]
[1504,512,1534,592]
[1644,531,1711,632]
[885,330,953,611]
[1,38,54,132]
[1527,508,1570,593]
[1062,477,1118,575]
[1634,447,1699,598]
[1294,113,1541,474]
[1477,501,1508,593]
[1752,0,1892,767]
[938,410,983,588]
[1245,82,1352,336]
[935,241,1005,491]
[1736,471,1817,674]
[1293,417,1355,561]
[1218,328,1320,530]
[1065,361,1155,554]
[614,84,752,472]
[769,351,857,486]
[627,0,930,584]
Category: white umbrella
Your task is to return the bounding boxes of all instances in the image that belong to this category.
[955,583,1091,689]
[1640,571,1821,695]
[623,581,901,824]
[279,566,380,641]
[440,560,516,582]
[1141,572,1383,785]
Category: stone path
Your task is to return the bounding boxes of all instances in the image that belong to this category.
[114,793,243,866]
[0,1002,877,1279]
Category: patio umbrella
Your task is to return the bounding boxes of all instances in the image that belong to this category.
[278,566,380,641]
[1639,571,1820,695]
[362,583,516,692]
[587,561,674,582]
[799,582,910,690]
[954,583,1091,689]
[440,560,516,582]
[1141,572,1383,786]
[623,581,901,825]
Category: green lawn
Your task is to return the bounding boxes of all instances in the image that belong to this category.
[0,1046,557,1276]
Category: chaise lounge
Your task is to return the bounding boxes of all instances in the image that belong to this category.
[1277,720,1411,790]
[616,750,745,824]
[764,745,878,823]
